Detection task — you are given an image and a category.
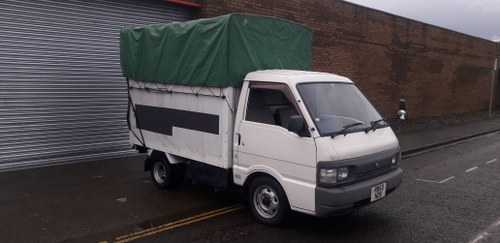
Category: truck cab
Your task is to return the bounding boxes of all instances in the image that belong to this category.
[233,70,402,225]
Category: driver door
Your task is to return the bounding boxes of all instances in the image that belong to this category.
[234,82,317,211]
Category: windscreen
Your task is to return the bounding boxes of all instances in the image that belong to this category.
[297,82,385,136]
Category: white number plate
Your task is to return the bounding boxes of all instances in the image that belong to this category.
[370,182,387,202]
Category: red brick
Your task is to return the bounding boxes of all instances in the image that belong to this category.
[201,0,500,118]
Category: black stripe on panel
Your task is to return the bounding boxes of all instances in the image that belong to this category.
[135,105,219,136]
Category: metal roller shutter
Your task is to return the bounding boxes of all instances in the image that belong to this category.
[0,0,193,171]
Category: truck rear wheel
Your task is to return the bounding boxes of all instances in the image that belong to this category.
[151,156,185,189]
[248,176,290,226]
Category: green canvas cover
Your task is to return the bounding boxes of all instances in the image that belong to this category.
[120,14,312,87]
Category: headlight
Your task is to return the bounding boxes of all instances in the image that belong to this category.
[319,167,349,184]
[391,152,401,165]
[319,168,337,184]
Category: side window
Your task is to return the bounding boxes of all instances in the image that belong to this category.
[245,85,299,129]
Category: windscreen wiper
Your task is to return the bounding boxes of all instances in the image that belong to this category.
[365,118,387,133]
[330,122,364,138]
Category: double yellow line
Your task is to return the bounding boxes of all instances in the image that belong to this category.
[112,205,242,243]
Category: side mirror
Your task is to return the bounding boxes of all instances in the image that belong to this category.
[288,115,310,137]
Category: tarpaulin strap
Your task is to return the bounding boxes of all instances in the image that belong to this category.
[220,87,235,113]
[126,78,146,147]
[128,80,235,112]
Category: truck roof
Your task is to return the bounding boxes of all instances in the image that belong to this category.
[244,69,353,84]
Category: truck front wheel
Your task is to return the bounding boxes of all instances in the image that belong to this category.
[248,176,290,226]
[151,156,184,189]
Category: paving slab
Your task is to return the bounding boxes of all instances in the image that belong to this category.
[396,117,500,154]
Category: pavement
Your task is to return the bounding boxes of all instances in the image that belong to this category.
[0,117,500,242]
[396,117,500,155]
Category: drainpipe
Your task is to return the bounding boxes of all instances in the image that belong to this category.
[489,58,498,119]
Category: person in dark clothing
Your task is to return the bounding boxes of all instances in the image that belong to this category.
[399,99,406,111]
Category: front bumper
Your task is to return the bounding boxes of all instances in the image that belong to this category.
[315,167,403,217]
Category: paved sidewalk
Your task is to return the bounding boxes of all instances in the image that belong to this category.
[396,117,500,155]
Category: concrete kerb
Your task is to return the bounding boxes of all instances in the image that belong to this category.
[401,128,500,158]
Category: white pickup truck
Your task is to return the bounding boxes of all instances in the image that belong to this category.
[122,14,402,226]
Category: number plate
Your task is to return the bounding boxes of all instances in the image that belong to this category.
[370,182,387,202]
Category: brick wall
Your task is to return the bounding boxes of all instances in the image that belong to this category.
[200,0,500,118]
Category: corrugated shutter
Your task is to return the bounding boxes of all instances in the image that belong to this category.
[0,0,193,171]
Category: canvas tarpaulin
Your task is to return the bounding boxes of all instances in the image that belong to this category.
[120,14,312,87]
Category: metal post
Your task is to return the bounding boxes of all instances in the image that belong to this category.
[489,58,498,119]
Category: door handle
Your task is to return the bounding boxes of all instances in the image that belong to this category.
[236,133,241,145]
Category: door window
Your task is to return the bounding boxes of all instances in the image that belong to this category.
[245,83,299,130]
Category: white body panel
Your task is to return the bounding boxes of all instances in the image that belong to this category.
[315,127,399,162]
[330,127,399,160]
[234,120,317,213]
[129,80,239,169]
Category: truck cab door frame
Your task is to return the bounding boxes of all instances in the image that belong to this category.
[233,81,317,213]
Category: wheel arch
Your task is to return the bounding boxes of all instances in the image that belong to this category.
[242,171,291,208]
[144,149,164,171]
[145,150,187,171]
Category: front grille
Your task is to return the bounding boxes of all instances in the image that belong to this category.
[356,164,392,179]
[317,146,400,188]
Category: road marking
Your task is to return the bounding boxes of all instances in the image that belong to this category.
[113,205,242,243]
[416,176,455,184]
[418,158,496,184]
[466,166,478,173]
[469,218,500,243]
[439,176,456,183]
[470,233,485,243]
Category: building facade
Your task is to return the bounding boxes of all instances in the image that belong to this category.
[0,0,498,170]
[201,0,500,117]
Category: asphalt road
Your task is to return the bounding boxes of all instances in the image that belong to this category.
[1,132,499,243]
[101,132,499,243]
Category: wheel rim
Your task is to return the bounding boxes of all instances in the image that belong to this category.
[253,185,279,219]
[153,162,167,184]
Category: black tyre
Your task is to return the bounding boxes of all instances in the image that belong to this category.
[248,176,290,226]
[150,156,185,189]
